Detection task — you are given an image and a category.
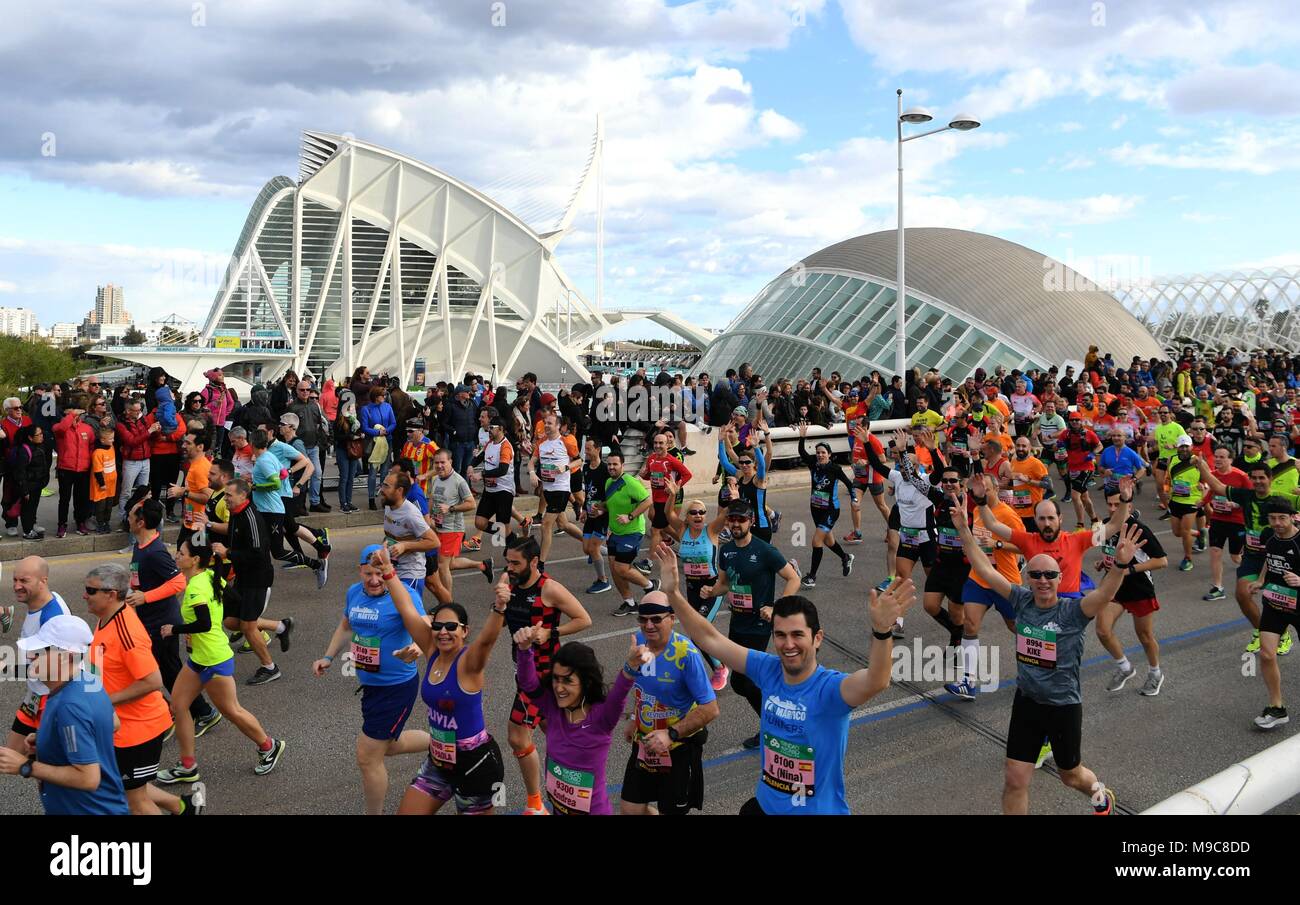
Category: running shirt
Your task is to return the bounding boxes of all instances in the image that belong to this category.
[746,650,851,815]
[972,502,1023,588]
[851,432,886,485]
[251,449,286,514]
[35,670,129,815]
[1034,414,1067,449]
[1155,422,1187,464]
[268,439,303,500]
[1222,489,1285,556]
[421,649,489,767]
[18,593,71,719]
[539,435,580,493]
[799,439,854,512]
[88,604,173,747]
[430,472,472,534]
[1268,457,1299,505]
[1008,454,1048,518]
[1260,531,1300,615]
[1097,517,1165,602]
[483,438,515,494]
[1063,428,1101,472]
[402,437,439,497]
[718,536,788,636]
[630,630,714,764]
[1009,528,1094,595]
[1207,468,1250,524]
[1010,392,1040,423]
[1098,445,1145,486]
[581,462,610,523]
[343,581,419,686]
[678,525,717,581]
[1167,456,1205,506]
[384,499,431,582]
[179,569,232,668]
[1009,585,1091,706]
[182,455,211,529]
[505,574,561,676]
[642,452,691,504]
[604,473,650,536]
[131,533,183,631]
[910,409,945,431]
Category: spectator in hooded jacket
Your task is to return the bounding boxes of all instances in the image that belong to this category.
[115,400,152,529]
[53,406,96,537]
[2,397,33,537]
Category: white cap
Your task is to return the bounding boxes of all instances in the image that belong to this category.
[1176,434,1193,447]
[17,614,93,655]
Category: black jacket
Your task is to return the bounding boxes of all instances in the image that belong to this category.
[227,502,275,588]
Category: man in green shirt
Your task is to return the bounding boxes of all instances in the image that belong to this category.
[1266,434,1300,507]
[910,395,946,432]
[1152,406,1188,516]
[602,449,658,616]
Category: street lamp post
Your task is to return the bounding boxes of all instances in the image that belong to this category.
[894,89,981,379]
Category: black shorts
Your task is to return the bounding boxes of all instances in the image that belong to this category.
[619,733,707,814]
[115,730,166,790]
[897,533,937,567]
[410,737,505,814]
[811,507,840,531]
[1260,604,1300,637]
[1067,472,1093,494]
[543,490,570,515]
[1169,500,1199,519]
[1006,690,1082,771]
[651,501,670,530]
[887,505,900,531]
[1209,521,1245,554]
[229,584,271,623]
[924,560,970,602]
[510,687,544,728]
[476,491,514,526]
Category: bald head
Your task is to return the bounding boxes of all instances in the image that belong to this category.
[641,591,670,608]
[1025,553,1062,605]
[13,556,51,606]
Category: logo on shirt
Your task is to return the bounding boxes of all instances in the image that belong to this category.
[764,694,807,723]
[349,606,380,623]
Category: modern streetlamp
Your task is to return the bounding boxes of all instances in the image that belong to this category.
[895,89,980,378]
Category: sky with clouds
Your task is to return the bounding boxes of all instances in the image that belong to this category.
[2,0,1299,340]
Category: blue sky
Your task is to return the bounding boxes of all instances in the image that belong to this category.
[2,0,1298,339]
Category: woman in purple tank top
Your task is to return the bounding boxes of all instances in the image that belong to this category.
[392,572,513,815]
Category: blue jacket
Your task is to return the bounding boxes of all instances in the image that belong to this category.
[358,402,397,439]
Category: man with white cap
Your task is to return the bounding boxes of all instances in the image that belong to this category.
[0,614,130,814]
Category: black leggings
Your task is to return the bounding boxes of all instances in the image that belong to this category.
[150,453,181,515]
[729,630,771,717]
[56,469,91,526]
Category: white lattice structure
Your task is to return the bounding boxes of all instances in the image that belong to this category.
[1116,267,1300,353]
[196,129,710,386]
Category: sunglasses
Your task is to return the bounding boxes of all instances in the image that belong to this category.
[1026,570,1060,580]
[940,478,961,484]
[636,615,668,625]
[738,460,754,466]
[429,621,464,633]
[84,585,111,596]
[687,509,707,516]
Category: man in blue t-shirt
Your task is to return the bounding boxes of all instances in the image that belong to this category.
[0,614,129,815]
[618,593,719,815]
[653,543,916,815]
[311,543,426,815]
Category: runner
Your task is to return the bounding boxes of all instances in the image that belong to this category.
[1152,404,1188,516]
[1061,412,1102,529]
[921,462,975,649]
[0,615,129,815]
[4,557,72,753]
[576,439,613,595]
[659,476,730,689]
[271,415,331,582]
[400,418,439,499]
[1164,436,1205,572]
[1031,399,1068,499]
[1196,458,1294,654]
[655,542,915,814]
[380,469,440,601]
[1202,445,1251,601]
[852,425,902,590]
[312,543,427,814]
[1097,428,1147,500]
[532,413,585,571]
[472,416,528,542]
[1093,491,1169,696]
[795,423,855,588]
[156,538,287,784]
[249,428,326,585]
[500,535,593,815]
[717,422,775,542]
[603,449,660,617]
[83,563,196,815]
[1247,499,1300,729]
[695,500,801,750]
[640,427,692,555]
[513,629,641,815]
[428,449,494,600]
[167,431,212,553]
[617,589,719,815]
[1008,435,1052,530]
[846,417,890,541]
[952,497,1141,815]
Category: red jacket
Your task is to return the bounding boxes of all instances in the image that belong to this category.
[145,413,187,456]
[115,416,152,462]
[53,412,96,473]
[1,414,31,445]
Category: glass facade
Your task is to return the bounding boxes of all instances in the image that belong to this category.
[693,270,1047,381]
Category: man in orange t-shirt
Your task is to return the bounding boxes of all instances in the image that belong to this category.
[169,432,212,553]
[1007,436,1050,529]
[86,563,196,816]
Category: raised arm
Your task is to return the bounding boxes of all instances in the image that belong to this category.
[651,542,751,676]
[461,576,512,675]
[1081,521,1145,618]
[839,578,917,708]
[952,489,1016,600]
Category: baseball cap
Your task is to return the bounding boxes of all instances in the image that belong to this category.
[725,500,754,519]
[732,405,748,417]
[539,393,556,405]
[1176,434,1193,447]
[454,384,470,395]
[1067,411,1083,421]
[279,412,299,428]
[17,614,93,655]
[359,543,385,565]
[406,418,425,430]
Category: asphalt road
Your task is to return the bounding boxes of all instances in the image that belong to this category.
[1,484,1298,815]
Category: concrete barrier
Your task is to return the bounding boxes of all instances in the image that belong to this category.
[1141,734,1300,814]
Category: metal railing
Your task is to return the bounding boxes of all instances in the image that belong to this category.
[1141,734,1300,814]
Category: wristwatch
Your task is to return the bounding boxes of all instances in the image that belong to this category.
[19,757,34,779]
[667,727,681,743]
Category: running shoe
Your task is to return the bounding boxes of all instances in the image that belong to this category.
[254,738,287,775]
[157,762,201,784]
[521,805,551,815]
[1157,510,1171,520]
[4,526,16,537]
[1178,558,1193,572]
[644,578,661,594]
[1254,706,1289,730]
[193,710,223,738]
[245,665,282,686]
[315,527,332,556]
[611,600,637,617]
[1246,630,1261,654]
[482,557,495,584]
[463,536,482,551]
[633,559,653,576]
[179,782,206,816]
[278,617,294,653]
[1139,671,1164,696]
[280,558,309,571]
[22,531,43,541]
[1092,787,1116,815]
[1034,741,1053,769]
[875,576,895,593]
[1202,585,1225,601]
[769,510,782,534]
[234,631,272,653]
[1280,632,1294,656]
[741,733,761,750]
[1194,537,1207,553]
[710,664,730,691]
[801,576,817,589]
[585,580,613,595]
[843,553,855,578]
[1106,665,1137,692]
[944,679,977,701]
[787,558,801,577]
[0,605,13,634]
[844,530,864,545]
[56,524,66,539]
[315,557,329,590]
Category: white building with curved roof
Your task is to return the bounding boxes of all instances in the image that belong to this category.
[693,228,1166,381]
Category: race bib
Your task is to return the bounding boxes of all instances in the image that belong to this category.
[728,583,754,612]
[852,462,870,479]
[811,489,831,509]
[541,462,563,480]
[1172,480,1192,498]
[650,470,666,489]
[761,733,815,798]
[18,690,41,721]
[1210,495,1235,514]
[637,740,672,771]
[1012,489,1032,509]
[1247,530,1264,552]
[937,526,962,548]
[973,525,995,555]
[130,561,140,590]
[350,633,381,672]
[899,527,923,546]
[546,759,594,814]
[683,557,712,578]
[429,727,456,768]
[1054,447,1068,462]
[1100,543,1117,570]
[1016,623,1057,669]
[1262,582,1298,612]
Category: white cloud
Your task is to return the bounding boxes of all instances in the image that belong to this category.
[1058,153,1094,171]
[0,280,16,292]
[1110,114,1130,130]
[1109,126,1300,175]
[758,109,804,140]
[1057,121,1084,133]
[1166,63,1300,115]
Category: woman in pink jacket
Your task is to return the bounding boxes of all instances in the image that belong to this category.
[53,407,96,536]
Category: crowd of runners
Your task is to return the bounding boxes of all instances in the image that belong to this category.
[1,343,1298,815]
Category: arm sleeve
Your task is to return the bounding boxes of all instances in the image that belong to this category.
[143,571,187,604]
[172,603,212,636]
[718,437,736,476]
[755,446,768,479]
[595,671,636,733]
[515,647,540,694]
[796,437,816,468]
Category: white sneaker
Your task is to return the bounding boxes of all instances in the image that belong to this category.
[5,527,16,537]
